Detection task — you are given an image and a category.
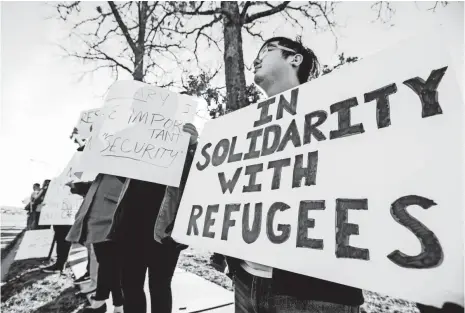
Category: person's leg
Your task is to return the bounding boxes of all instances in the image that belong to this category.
[86,251,90,274]
[93,242,111,302]
[233,265,273,313]
[147,240,180,313]
[108,241,124,308]
[34,211,42,229]
[75,246,91,284]
[121,241,148,313]
[30,212,37,230]
[26,212,32,230]
[93,241,123,307]
[83,244,98,291]
[34,212,42,229]
[234,265,255,313]
[55,226,72,270]
[43,226,71,272]
[273,296,359,313]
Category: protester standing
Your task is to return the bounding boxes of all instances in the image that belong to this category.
[42,133,86,274]
[66,174,125,313]
[107,123,198,313]
[223,36,364,313]
[66,127,125,312]
[25,183,40,230]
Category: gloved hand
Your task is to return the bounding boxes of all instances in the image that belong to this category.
[161,236,188,251]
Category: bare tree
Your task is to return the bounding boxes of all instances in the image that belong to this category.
[55,1,188,85]
[322,53,359,76]
[55,1,450,115]
[167,1,338,113]
[371,2,396,24]
[371,1,449,24]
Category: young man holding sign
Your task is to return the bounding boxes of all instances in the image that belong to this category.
[224,37,365,313]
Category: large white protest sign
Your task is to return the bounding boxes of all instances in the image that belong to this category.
[39,152,84,225]
[15,229,54,260]
[172,35,464,307]
[77,80,197,187]
[75,108,101,139]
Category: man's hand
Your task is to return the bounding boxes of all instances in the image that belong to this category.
[183,123,198,145]
[65,181,75,189]
[70,127,78,139]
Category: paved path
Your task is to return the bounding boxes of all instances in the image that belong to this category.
[1,225,24,252]
[0,210,234,312]
[0,230,24,282]
[68,245,234,313]
[1,211,27,281]
[1,211,26,253]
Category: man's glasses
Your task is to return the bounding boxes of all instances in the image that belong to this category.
[255,43,298,62]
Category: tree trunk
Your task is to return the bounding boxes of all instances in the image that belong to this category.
[133,2,147,82]
[133,51,144,82]
[221,2,247,112]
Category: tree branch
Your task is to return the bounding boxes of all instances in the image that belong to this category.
[243,23,265,41]
[240,1,253,20]
[175,4,222,16]
[370,1,395,23]
[244,1,290,24]
[108,1,137,53]
[165,14,222,62]
[427,1,448,12]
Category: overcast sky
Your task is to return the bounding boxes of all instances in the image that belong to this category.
[0,1,463,207]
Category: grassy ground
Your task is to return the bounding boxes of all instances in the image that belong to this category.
[1,258,88,313]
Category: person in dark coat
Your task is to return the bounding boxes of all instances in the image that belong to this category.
[66,127,125,313]
[66,173,125,313]
[107,123,198,313]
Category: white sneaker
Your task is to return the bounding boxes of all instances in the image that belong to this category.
[79,285,97,294]
[90,299,106,309]
[113,305,124,313]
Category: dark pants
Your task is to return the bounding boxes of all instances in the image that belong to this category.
[93,241,123,306]
[53,225,72,270]
[234,264,273,313]
[234,265,360,313]
[86,252,90,274]
[26,212,34,230]
[121,239,180,313]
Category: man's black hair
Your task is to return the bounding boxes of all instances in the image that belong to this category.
[259,36,320,83]
[33,183,40,188]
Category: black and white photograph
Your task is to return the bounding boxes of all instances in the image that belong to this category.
[0,1,464,313]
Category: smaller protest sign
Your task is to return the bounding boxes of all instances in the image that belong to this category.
[77,80,198,187]
[75,108,101,139]
[39,152,84,225]
[15,229,54,260]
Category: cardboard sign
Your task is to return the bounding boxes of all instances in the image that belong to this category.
[75,108,101,139]
[39,153,84,225]
[73,170,98,182]
[77,80,197,187]
[172,35,464,307]
[15,229,54,260]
